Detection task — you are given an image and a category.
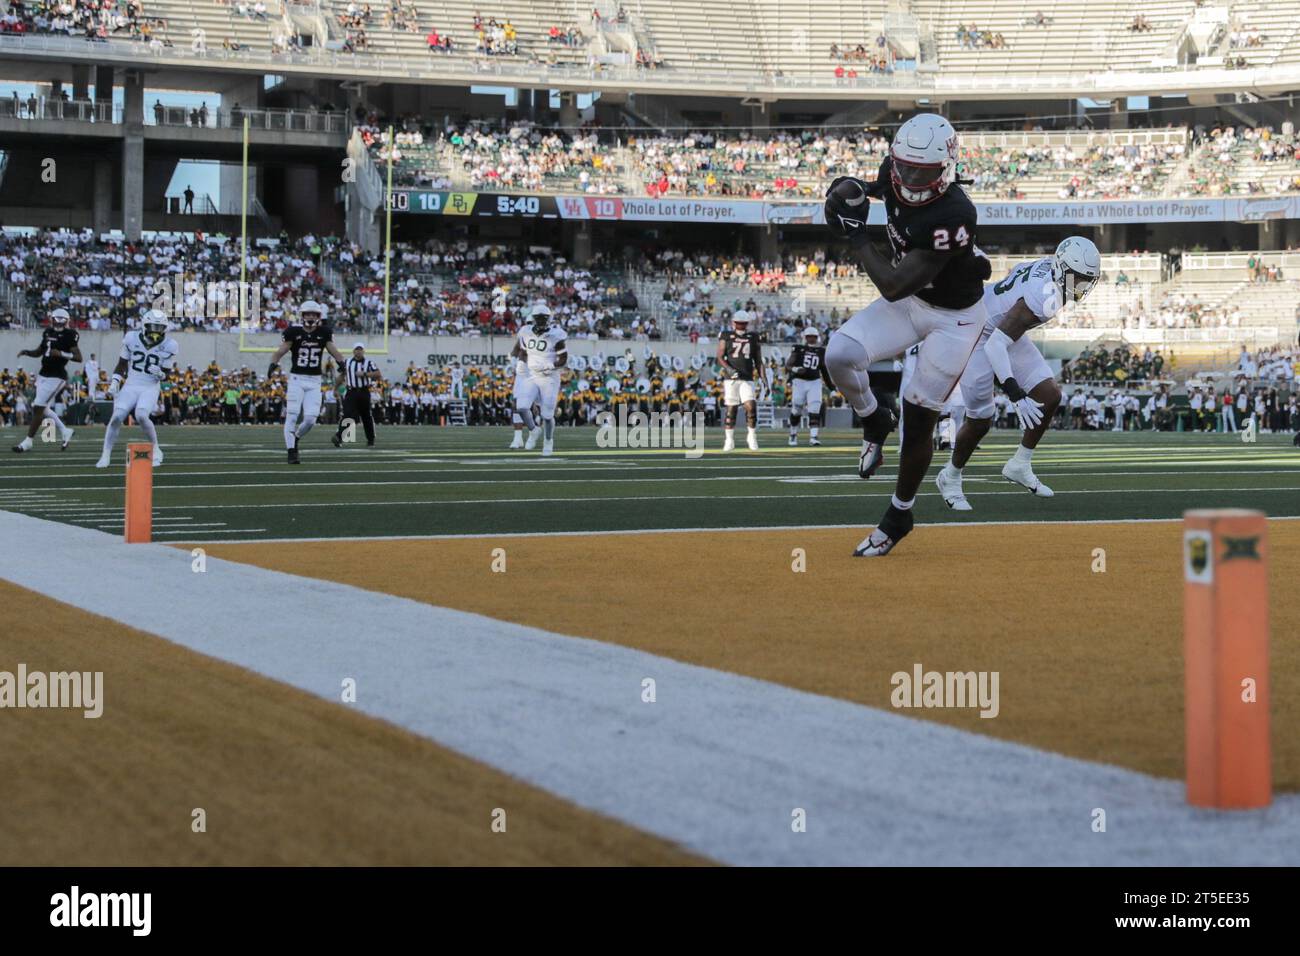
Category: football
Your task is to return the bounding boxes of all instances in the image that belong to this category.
[826,176,871,237]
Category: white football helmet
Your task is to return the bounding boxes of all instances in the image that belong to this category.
[300,299,326,329]
[528,300,553,330]
[49,307,71,329]
[142,309,170,345]
[890,113,959,206]
[731,309,752,332]
[1052,236,1102,303]
[802,326,821,345]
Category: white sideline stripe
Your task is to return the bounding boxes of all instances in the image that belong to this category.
[149,529,265,536]
[174,514,1300,544]
[2,511,1296,867]
[8,483,1300,502]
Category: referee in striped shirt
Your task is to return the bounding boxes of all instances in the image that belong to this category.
[332,343,379,447]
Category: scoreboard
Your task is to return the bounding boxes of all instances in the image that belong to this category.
[387,191,563,218]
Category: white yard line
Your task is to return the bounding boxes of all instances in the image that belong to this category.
[2,510,1295,866]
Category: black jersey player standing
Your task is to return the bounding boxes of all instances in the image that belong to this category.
[13,307,81,453]
[716,309,762,451]
[266,299,345,464]
[785,326,834,446]
[822,112,992,557]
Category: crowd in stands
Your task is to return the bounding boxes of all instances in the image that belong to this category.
[0,0,151,41]
[387,0,419,33]
[632,129,890,199]
[547,24,584,46]
[434,120,622,194]
[338,1,373,53]
[338,112,1300,202]
[955,24,1008,50]
[352,122,1228,201]
[0,229,339,332]
[829,38,893,75]
[1226,19,1266,50]
[1062,344,1168,384]
[425,27,453,52]
[471,12,517,56]
[1186,124,1300,196]
[335,240,645,338]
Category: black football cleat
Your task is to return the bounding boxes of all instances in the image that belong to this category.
[287,445,300,465]
[331,433,343,448]
[857,405,897,479]
[853,504,914,558]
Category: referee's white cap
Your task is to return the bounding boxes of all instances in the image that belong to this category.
[352,342,366,350]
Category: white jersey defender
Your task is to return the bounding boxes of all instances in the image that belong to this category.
[97,312,176,468]
[515,322,566,418]
[512,302,568,456]
[958,256,1059,420]
[937,236,1101,510]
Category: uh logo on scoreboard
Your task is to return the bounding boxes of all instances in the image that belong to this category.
[558,196,624,220]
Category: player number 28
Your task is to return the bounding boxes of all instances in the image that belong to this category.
[932,225,970,250]
[130,351,161,375]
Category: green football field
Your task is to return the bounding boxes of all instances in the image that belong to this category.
[2,424,1298,541]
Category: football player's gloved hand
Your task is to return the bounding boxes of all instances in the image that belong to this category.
[824,176,871,241]
[1013,395,1044,430]
[107,374,122,398]
[1000,376,1044,430]
[267,361,279,379]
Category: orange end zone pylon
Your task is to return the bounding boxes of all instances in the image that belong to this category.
[1183,509,1271,809]
[124,442,154,544]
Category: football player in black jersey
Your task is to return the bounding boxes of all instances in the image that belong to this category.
[716,309,762,451]
[13,307,80,453]
[266,300,345,464]
[785,326,833,446]
[822,113,992,557]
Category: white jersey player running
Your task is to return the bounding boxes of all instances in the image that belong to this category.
[510,301,567,456]
[936,236,1101,510]
[96,310,177,468]
[508,355,529,448]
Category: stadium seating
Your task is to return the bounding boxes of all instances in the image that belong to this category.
[365,123,1199,200]
[146,0,278,53]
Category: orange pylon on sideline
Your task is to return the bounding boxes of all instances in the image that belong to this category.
[124,442,154,544]
[1183,509,1271,809]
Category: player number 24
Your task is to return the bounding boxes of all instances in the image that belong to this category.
[932,225,970,250]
